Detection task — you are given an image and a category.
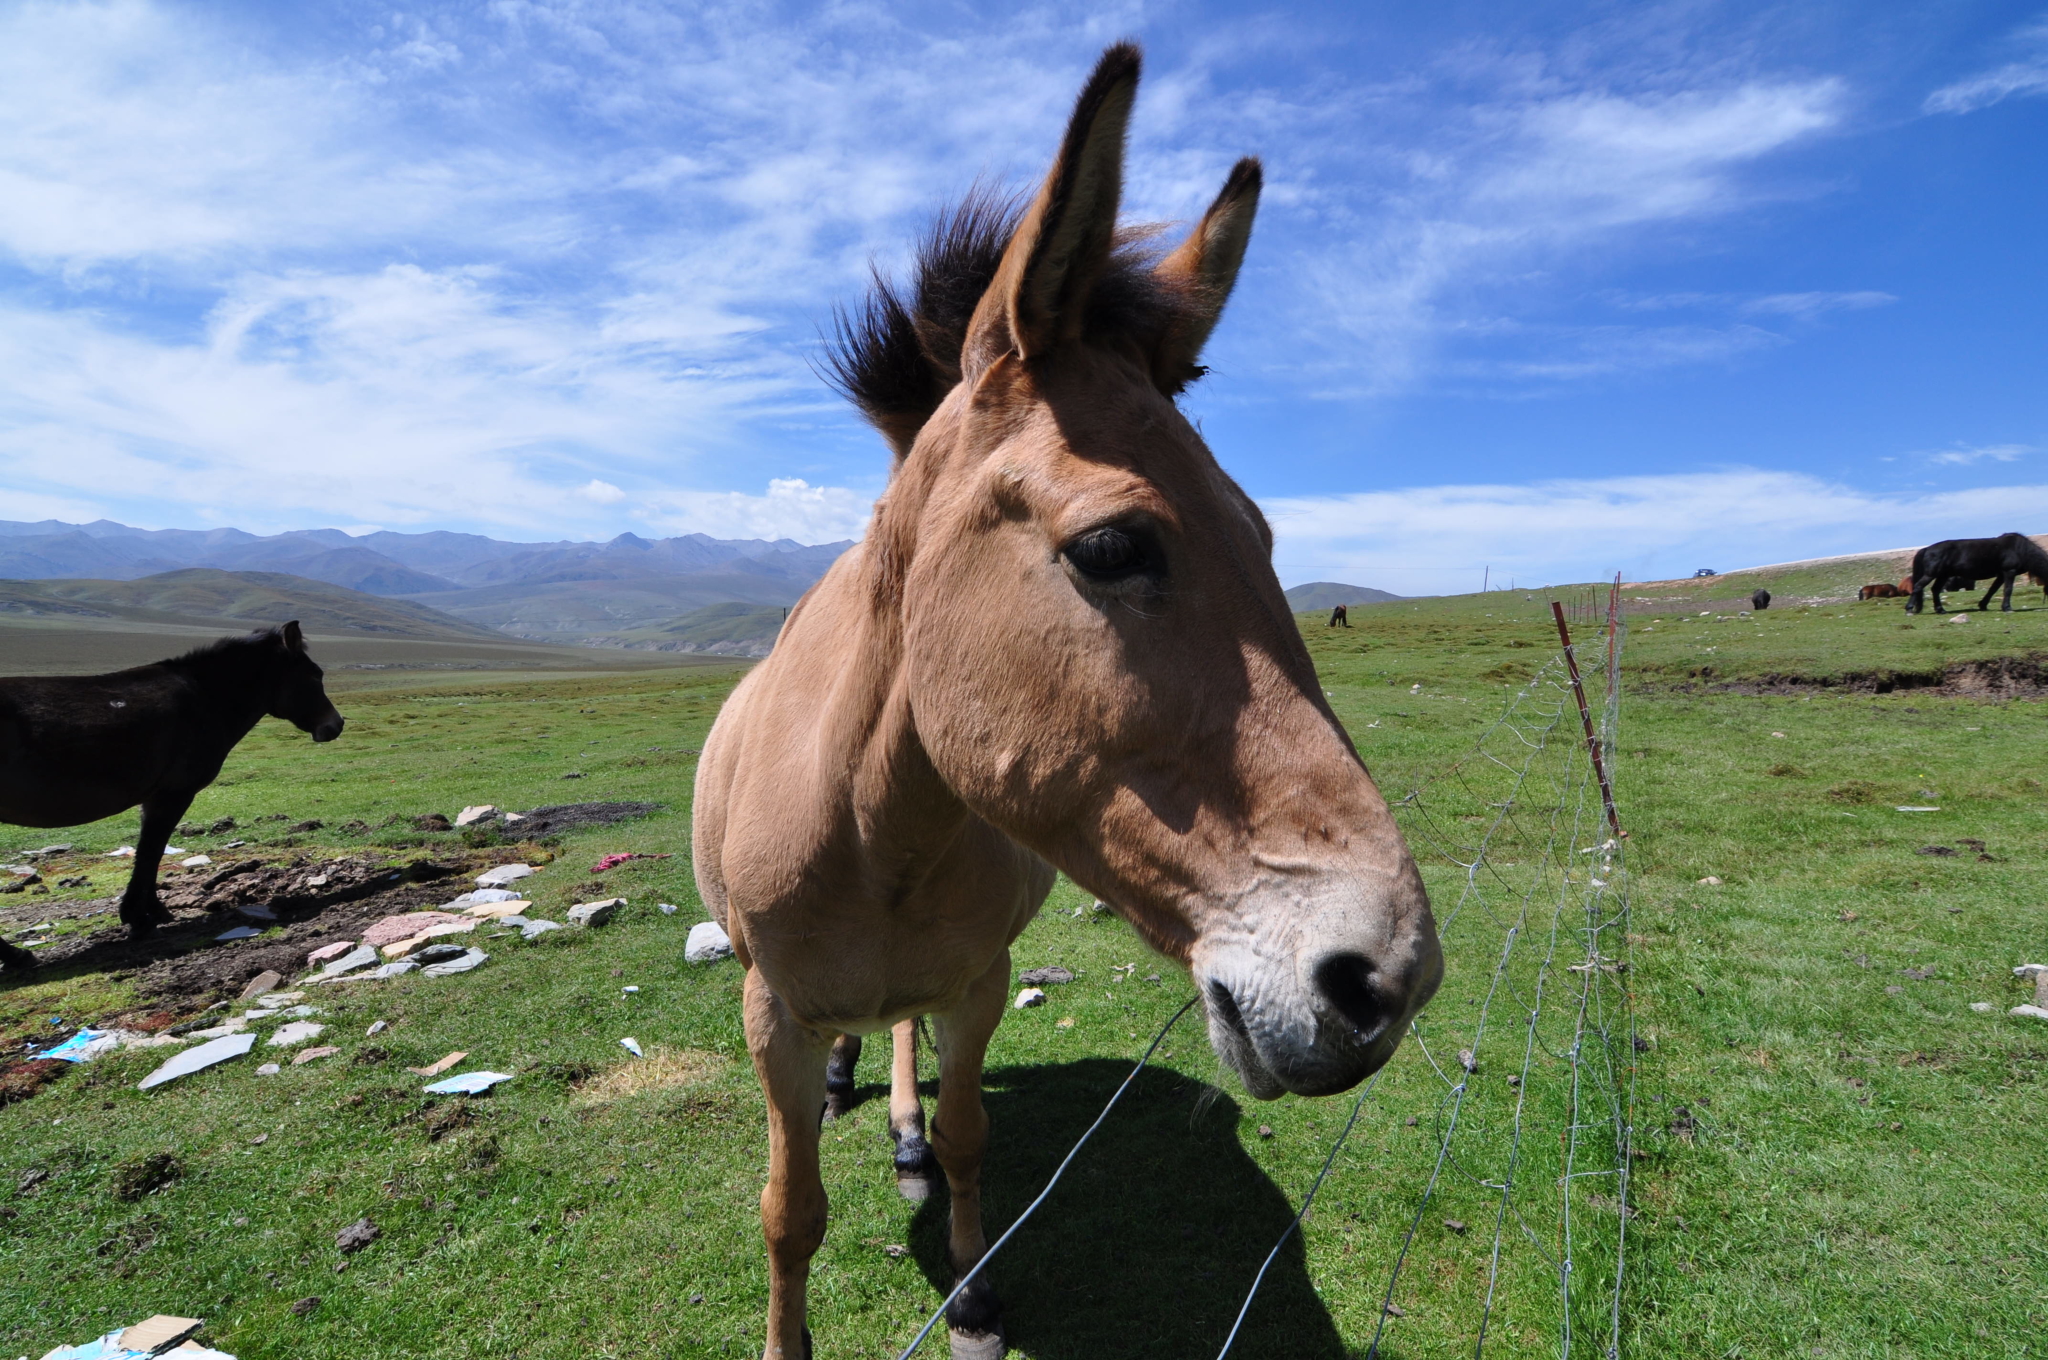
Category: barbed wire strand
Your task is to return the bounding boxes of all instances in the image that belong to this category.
[892,996,1199,1360]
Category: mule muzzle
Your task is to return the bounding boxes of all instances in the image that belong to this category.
[310,714,345,743]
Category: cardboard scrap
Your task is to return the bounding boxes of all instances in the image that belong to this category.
[120,1316,202,1352]
[407,1051,468,1077]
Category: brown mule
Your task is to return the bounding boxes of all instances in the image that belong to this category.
[692,43,1442,1360]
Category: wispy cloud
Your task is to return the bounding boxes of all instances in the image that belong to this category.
[1923,442,2034,467]
[1263,469,2048,595]
[1924,18,2048,114]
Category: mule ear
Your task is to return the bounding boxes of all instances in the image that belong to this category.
[281,620,304,652]
[964,43,1140,375]
[1150,157,1260,394]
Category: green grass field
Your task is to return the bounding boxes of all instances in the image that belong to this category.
[3,585,2044,1358]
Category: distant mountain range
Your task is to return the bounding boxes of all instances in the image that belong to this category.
[1283,581,1403,611]
[0,518,855,650]
[0,568,507,642]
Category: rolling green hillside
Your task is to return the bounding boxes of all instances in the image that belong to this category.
[0,569,506,641]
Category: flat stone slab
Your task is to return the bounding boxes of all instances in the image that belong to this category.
[138,1032,256,1089]
[475,863,536,888]
[568,898,623,927]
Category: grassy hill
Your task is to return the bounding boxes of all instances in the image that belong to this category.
[405,574,805,644]
[0,569,506,641]
[1283,580,1402,610]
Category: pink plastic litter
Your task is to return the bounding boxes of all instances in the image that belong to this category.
[591,852,673,875]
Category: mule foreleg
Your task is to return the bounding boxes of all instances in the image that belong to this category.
[122,790,195,935]
[1978,577,2004,612]
[824,1033,861,1121]
[889,1017,938,1199]
[744,969,833,1360]
[930,951,1013,1359]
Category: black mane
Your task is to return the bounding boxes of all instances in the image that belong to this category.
[165,627,286,669]
[822,186,1189,453]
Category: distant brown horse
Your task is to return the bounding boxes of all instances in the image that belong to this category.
[693,44,1442,1360]
[1329,603,1350,626]
[1859,583,1904,600]
[0,622,343,960]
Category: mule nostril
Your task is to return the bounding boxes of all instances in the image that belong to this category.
[1206,979,1251,1039]
[1314,953,1390,1041]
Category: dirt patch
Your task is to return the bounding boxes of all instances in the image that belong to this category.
[9,847,546,1020]
[497,801,665,839]
[109,1150,183,1201]
[570,1046,722,1105]
[0,1057,68,1107]
[1669,653,2048,699]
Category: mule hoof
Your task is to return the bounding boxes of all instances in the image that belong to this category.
[896,1170,935,1201]
[947,1326,1004,1360]
[824,1091,853,1122]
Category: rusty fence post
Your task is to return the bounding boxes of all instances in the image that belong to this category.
[1552,600,1622,839]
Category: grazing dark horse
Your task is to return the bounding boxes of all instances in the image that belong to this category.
[1908,534,2048,614]
[0,622,343,957]
[1750,589,1771,611]
[1328,603,1349,627]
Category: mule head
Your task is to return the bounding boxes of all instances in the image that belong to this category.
[847,44,1440,1098]
[267,621,344,742]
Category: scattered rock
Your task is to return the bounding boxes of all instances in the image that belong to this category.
[292,1046,341,1066]
[1013,988,1047,1009]
[1444,1218,1467,1234]
[238,970,284,1000]
[1970,1002,1994,1013]
[413,943,469,965]
[306,944,380,983]
[1697,876,1722,886]
[421,948,489,977]
[1458,1049,1477,1073]
[684,920,731,961]
[255,1063,281,1075]
[1019,965,1075,987]
[520,919,565,941]
[291,1296,320,1316]
[475,863,535,888]
[335,1217,379,1253]
[361,913,467,948]
[137,1033,256,1089]
[883,1243,910,1258]
[455,806,498,828]
[181,855,212,868]
[619,1037,644,1058]
[1257,1125,1274,1139]
[269,1022,326,1047]
[568,898,622,927]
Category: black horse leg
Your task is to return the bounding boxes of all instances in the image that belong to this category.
[1999,574,2015,612]
[1978,578,2002,612]
[1929,581,1945,614]
[122,791,195,935]
[1907,578,1925,614]
[0,938,37,972]
[824,1032,862,1121]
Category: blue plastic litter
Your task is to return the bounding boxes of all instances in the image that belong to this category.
[40,1028,116,1063]
[422,1071,514,1095]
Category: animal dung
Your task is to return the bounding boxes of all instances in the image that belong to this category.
[1013,987,1047,1009]
[1019,965,1075,987]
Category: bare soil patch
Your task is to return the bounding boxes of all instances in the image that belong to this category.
[1669,653,2048,699]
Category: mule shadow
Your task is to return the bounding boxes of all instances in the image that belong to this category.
[904,1059,1363,1359]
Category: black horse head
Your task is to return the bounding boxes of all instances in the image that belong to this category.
[266,621,344,742]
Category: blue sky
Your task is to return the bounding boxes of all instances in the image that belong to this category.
[0,0,2043,593]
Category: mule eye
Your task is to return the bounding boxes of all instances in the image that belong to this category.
[1063,525,1154,580]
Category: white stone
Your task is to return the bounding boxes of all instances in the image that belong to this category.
[138,1033,256,1089]
[2009,1004,2048,1021]
[1970,1002,1994,1013]
[476,863,535,888]
[520,919,564,941]
[268,1021,326,1047]
[685,920,733,962]
[568,898,623,927]
[455,805,497,827]
[182,855,212,868]
[1014,988,1047,1009]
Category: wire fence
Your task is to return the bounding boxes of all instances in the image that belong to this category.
[896,590,1637,1358]
[1224,586,1636,1357]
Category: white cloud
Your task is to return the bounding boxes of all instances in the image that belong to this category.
[1923,442,2034,467]
[579,479,627,505]
[1262,469,2048,596]
[1737,291,1896,318]
[635,478,871,544]
[1925,20,2048,114]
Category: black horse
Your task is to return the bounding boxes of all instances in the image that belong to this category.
[1907,534,2048,614]
[0,622,343,963]
[1328,604,1349,627]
